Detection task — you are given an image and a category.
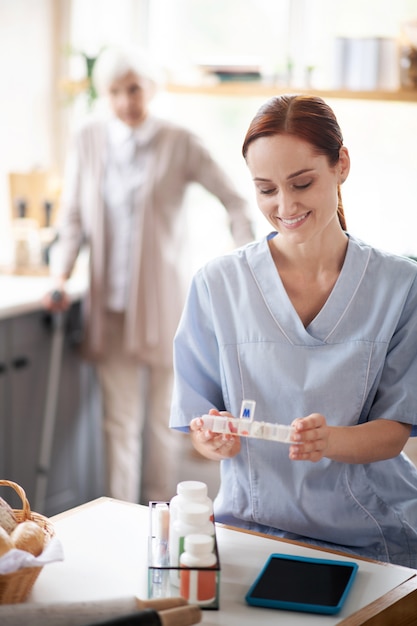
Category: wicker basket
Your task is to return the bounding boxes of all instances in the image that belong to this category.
[0,479,55,604]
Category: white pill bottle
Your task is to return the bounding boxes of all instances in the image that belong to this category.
[169,501,214,586]
[169,480,213,529]
[180,533,218,605]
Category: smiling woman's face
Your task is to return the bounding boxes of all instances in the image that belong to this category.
[107,70,155,128]
[246,133,349,244]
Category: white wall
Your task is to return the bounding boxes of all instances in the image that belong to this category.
[1,0,417,269]
[0,0,56,263]
[153,92,417,262]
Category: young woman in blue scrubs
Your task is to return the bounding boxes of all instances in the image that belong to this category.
[170,95,417,568]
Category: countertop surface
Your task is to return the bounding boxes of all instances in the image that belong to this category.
[24,498,417,626]
[0,272,88,320]
[0,498,416,625]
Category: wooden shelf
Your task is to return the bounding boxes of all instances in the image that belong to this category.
[166,81,417,103]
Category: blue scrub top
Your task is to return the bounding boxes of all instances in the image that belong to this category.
[170,234,417,567]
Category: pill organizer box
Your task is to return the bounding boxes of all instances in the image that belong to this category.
[200,414,295,444]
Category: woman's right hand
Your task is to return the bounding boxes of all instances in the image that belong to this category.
[190,409,241,461]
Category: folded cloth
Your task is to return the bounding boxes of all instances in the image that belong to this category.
[0,536,64,574]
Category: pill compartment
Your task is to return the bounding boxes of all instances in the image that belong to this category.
[148,501,221,609]
[237,419,252,436]
[213,414,229,434]
[248,420,264,438]
[263,422,294,443]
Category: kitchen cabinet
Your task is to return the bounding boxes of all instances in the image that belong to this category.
[4,311,50,509]
[43,311,105,516]
[0,322,7,479]
[0,303,104,516]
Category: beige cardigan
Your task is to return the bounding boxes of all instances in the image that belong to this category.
[53,115,255,366]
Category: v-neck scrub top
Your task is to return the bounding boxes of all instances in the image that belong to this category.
[170,234,417,568]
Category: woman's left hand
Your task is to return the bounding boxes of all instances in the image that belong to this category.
[289,413,330,462]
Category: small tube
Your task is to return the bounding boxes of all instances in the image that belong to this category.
[152,503,170,597]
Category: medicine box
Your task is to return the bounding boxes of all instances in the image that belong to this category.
[148,501,221,609]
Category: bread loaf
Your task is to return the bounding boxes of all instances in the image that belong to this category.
[0,497,18,534]
[11,520,45,556]
[0,525,14,557]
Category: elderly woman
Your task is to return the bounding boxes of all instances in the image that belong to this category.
[45,45,254,504]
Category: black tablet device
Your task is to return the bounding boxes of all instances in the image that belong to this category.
[245,552,358,615]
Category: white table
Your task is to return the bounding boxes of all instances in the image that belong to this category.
[22,497,417,625]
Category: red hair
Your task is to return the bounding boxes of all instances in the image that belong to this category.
[242,94,347,230]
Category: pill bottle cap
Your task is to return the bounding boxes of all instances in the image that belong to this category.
[184,533,214,555]
[178,502,211,525]
[176,480,208,499]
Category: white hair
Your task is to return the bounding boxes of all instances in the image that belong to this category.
[92,45,163,95]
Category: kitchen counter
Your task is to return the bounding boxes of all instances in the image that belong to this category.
[0,272,88,319]
[0,265,103,518]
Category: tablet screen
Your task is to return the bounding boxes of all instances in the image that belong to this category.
[245,553,358,614]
